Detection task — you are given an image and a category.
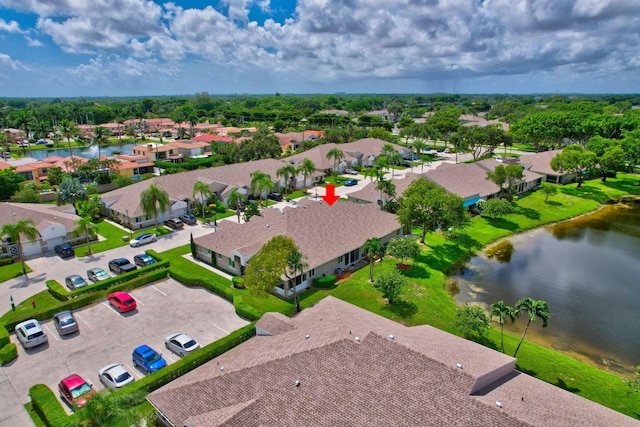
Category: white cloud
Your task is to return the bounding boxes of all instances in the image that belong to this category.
[0,52,29,73]
[24,36,43,46]
[66,54,177,87]
[0,18,22,33]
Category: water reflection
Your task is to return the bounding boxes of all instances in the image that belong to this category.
[455,200,640,373]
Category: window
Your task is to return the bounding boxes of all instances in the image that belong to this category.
[338,256,343,263]
[229,258,235,268]
[217,253,222,259]
[309,269,315,277]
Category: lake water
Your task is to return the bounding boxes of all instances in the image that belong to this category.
[454,200,640,373]
[27,142,136,160]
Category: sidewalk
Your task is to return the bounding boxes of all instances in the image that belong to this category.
[0,367,34,427]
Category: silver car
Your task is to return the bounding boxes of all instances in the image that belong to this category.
[53,310,79,336]
[65,274,88,290]
[15,319,48,349]
[164,333,200,357]
[87,268,111,282]
[99,363,135,389]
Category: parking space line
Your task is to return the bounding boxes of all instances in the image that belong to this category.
[212,324,230,334]
[164,353,177,364]
[43,324,58,341]
[75,313,91,328]
[102,301,122,316]
[125,363,144,380]
[134,296,144,305]
[151,285,167,296]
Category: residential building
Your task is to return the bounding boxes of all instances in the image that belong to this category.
[192,199,402,297]
[0,202,80,257]
[131,143,183,163]
[275,130,324,153]
[104,154,155,178]
[166,140,212,158]
[518,150,574,184]
[147,296,636,427]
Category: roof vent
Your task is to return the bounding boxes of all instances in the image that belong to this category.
[456,363,463,369]
[220,366,224,371]
[495,401,503,408]
[355,336,360,342]
[295,380,300,387]
[389,334,394,340]
[305,334,310,340]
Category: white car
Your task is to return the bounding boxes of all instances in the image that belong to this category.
[164,333,200,357]
[15,319,48,349]
[129,233,157,248]
[98,363,135,388]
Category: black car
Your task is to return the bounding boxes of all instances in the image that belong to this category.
[54,243,74,258]
[133,254,157,267]
[164,218,184,230]
[108,258,137,275]
[267,192,283,202]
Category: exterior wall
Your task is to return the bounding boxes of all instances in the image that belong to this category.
[193,244,242,276]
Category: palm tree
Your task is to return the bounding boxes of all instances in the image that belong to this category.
[389,152,403,177]
[296,158,316,189]
[140,182,170,229]
[286,250,309,313]
[72,389,144,427]
[276,164,297,199]
[92,126,109,159]
[57,176,88,215]
[227,188,247,223]
[59,119,79,172]
[363,237,385,282]
[513,297,550,357]
[490,301,515,353]
[375,179,396,204]
[250,171,275,206]
[74,215,94,256]
[1,219,38,274]
[14,109,32,143]
[413,140,427,173]
[326,147,345,181]
[192,181,213,221]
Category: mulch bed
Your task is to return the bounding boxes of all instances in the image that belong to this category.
[395,263,411,271]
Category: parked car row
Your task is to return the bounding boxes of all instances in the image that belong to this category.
[61,254,157,291]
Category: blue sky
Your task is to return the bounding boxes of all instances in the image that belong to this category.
[0,0,639,97]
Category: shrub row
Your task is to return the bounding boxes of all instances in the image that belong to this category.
[29,383,71,427]
[0,327,9,348]
[233,296,263,321]
[0,257,14,267]
[3,269,169,332]
[47,261,170,301]
[313,275,337,288]
[169,267,235,301]
[0,342,17,365]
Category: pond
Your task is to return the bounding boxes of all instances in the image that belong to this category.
[26,142,137,160]
[454,199,640,374]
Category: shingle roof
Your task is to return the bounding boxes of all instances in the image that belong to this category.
[148,297,636,427]
[0,202,78,236]
[193,198,401,270]
[518,150,563,176]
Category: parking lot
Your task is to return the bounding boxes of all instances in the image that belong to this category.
[4,277,249,408]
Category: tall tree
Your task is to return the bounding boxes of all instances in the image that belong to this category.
[0,168,25,200]
[455,304,491,339]
[397,178,466,244]
[513,297,550,357]
[373,269,407,304]
[57,176,88,215]
[74,215,95,256]
[362,237,385,282]
[326,147,345,180]
[386,236,421,266]
[486,164,524,201]
[539,183,558,203]
[276,164,297,199]
[250,171,275,206]
[59,119,79,172]
[140,183,170,228]
[490,301,515,353]
[92,125,109,160]
[286,249,309,313]
[244,235,297,296]
[296,158,316,189]
[227,188,247,223]
[1,219,38,274]
[192,181,213,221]
[550,145,597,188]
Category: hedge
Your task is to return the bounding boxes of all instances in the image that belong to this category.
[169,267,235,301]
[29,384,71,427]
[3,269,169,332]
[0,342,17,365]
[0,327,9,348]
[47,260,170,301]
[233,296,263,321]
[0,257,14,267]
[313,275,337,288]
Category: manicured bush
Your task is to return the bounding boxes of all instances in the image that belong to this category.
[0,327,9,348]
[313,275,337,288]
[169,267,235,301]
[0,258,14,267]
[0,342,17,365]
[233,296,263,321]
[46,280,68,302]
[29,384,70,427]
[232,276,245,289]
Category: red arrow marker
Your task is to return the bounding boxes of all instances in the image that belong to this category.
[321,184,340,206]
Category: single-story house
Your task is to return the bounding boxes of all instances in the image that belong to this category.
[192,199,402,297]
[147,296,636,427]
[518,150,575,184]
[0,202,81,257]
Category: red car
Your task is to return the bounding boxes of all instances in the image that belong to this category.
[58,374,94,408]
[107,291,137,313]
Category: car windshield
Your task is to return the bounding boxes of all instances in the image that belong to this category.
[144,352,162,364]
[114,372,131,383]
[59,318,75,326]
[71,383,92,398]
[72,277,84,284]
[184,339,197,348]
[123,298,135,306]
[96,271,107,278]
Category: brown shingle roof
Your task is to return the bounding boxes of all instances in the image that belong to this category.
[149,297,636,427]
[518,150,563,176]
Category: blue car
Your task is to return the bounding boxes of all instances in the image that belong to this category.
[132,345,166,374]
[344,179,358,187]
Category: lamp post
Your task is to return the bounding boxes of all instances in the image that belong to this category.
[126,209,132,240]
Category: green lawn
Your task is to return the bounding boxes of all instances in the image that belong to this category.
[0,262,32,282]
[74,220,171,257]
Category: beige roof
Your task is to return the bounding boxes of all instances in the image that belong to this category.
[100,158,286,217]
[347,172,422,204]
[0,202,78,237]
[193,198,401,269]
[425,162,503,199]
[148,296,636,427]
[518,150,563,176]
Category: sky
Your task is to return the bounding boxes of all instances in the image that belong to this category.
[0,0,639,98]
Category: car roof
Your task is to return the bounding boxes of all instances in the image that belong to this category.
[134,344,154,355]
[54,310,73,320]
[88,267,105,273]
[16,319,40,330]
[111,258,128,263]
[60,374,87,388]
[109,291,131,299]
[168,333,191,343]
[137,233,152,238]
[102,363,127,376]
[56,243,71,248]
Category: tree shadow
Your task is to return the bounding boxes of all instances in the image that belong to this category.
[400,264,430,279]
[382,299,418,319]
[600,177,640,195]
[516,364,537,377]
[560,186,609,203]
[555,378,580,393]
[514,206,541,220]
[464,334,499,351]
[545,200,562,206]
[486,217,520,231]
